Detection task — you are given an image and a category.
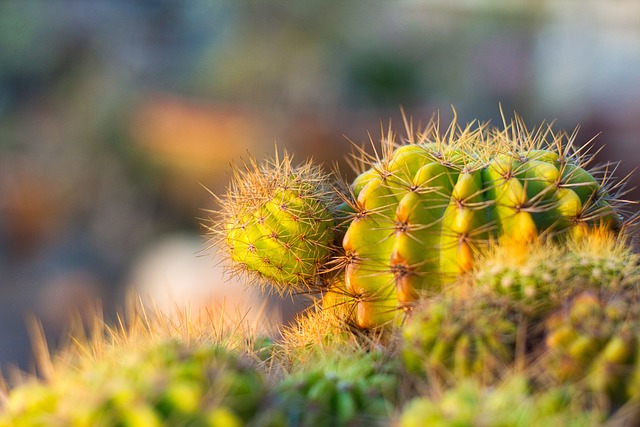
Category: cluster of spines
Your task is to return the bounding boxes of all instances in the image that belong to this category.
[275,350,398,427]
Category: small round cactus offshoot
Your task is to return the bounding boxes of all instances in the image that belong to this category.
[210,148,342,294]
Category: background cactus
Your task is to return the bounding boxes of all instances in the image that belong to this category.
[213,149,340,293]
[339,118,627,328]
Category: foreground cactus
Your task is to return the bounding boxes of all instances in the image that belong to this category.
[541,290,640,406]
[275,350,399,427]
[0,339,278,427]
[339,118,627,328]
[397,375,605,427]
[213,149,340,293]
[210,116,629,329]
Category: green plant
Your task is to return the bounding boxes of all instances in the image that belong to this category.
[275,350,399,427]
[402,291,518,384]
[397,375,604,427]
[339,119,625,328]
[213,149,340,293]
[0,339,280,427]
[541,290,640,406]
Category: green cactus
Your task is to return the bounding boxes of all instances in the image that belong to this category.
[213,149,339,293]
[0,339,282,427]
[560,227,640,292]
[397,375,605,427]
[471,228,640,322]
[542,291,640,406]
[402,291,518,384]
[472,238,565,316]
[339,119,625,328]
[275,350,399,427]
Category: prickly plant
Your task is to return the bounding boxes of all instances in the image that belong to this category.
[276,299,360,367]
[0,297,291,427]
[469,226,639,324]
[338,117,629,328]
[397,375,605,427]
[212,149,340,293]
[560,227,640,292]
[472,238,564,312]
[401,291,518,384]
[0,339,281,427]
[541,290,640,406]
[274,349,399,427]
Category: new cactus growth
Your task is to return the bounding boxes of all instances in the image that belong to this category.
[339,118,626,328]
[472,238,564,315]
[561,227,640,291]
[213,149,340,293]
[470,227,640,322]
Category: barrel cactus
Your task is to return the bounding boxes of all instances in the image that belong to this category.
[338,119,626,328]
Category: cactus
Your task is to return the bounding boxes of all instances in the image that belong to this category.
[561,226,640,292]
[397,375,605,427]
[213,149,340,293]
[339,118,626,328]
[0,339,282,427]
[402,291,518,384]
[275,350,399,427]
[541,290,640,406]
[470,227,639,321]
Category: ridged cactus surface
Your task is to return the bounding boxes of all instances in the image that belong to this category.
[339,120,624,328]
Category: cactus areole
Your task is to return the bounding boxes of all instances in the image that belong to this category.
[341,120,624,328]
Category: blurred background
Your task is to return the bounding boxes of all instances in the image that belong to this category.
[1,0,639,371]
